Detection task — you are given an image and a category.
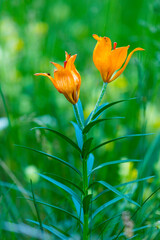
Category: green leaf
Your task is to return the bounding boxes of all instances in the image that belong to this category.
[72,197,84,223]
[31,127,81,153]
[15,145,81,176]
[39,173,81,203]
[42,173,84,194]
[85,103,108,125]
[83,117,124,134]
[71,121,83,150]
[95,181,140,207]
[87,154,94,182]
[27,219,70,240]
[26,198,82,223]
[92,98,137,120]
[92,196,122,219]
[82,138,93,158]
[91,159,141,175]
[83,194,92,215]
[92,213,122,232]
[111,225,151,239]
[114,176,154,189]
[89,133,154,153]
[93,176,154,202]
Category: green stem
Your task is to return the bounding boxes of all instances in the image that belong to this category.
[73,103,84,129]
[87,82,108,124]
[73,102,89,238]
[83,156,89,240]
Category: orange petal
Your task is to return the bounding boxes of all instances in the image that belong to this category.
[65,51,71,61]
[106,46,129,80]
[93,36,112,81]
[34,72,60,91]
[111,46,129,71]
[109,47,144,82]
[54,69,76,103]
[51,62,64,70]
[93,34,101,41]
[66,54,77,70]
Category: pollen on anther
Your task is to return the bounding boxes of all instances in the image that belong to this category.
[113,42,117,50]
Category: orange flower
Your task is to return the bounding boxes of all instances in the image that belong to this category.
[35,52,81,104]
[93,34,144,83]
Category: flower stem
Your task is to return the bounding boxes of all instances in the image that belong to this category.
[82,155,89,240]
[73,103,84,129]
[87,82,108,124]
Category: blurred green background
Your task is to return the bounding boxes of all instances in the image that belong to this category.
[0,0,160,239]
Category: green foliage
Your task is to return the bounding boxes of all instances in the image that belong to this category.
[1,0,160,239]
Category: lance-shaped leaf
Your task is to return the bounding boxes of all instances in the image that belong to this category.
[92,98,137,120]
[39,173,81,203]
[71,122,83,150]
[31,127,81,153]
[82,138,93,158]
[94,181,140,207]
[42,173,84,194]
[92,196,122,220]
[15,145,81,176]
[91,159,141,175]
[93,176,154,202]
[72,197,84,223]
[26,198,82,223]
[83,117,124,134]
[83,194,92,215]
[87,154,94,183]
[85,103,109,125]
[89,133,153,154]
[27,219,70,240]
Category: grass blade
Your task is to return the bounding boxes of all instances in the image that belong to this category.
[30,181,43,233]
[27,219,70,240]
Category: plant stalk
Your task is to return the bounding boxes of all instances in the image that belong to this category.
[73,100,90,239]
[87,82,108,124]
[83,155,89,240]
[73,103,84,129]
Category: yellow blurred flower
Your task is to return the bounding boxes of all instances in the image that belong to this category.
[112,75,128,89]
[14,39,24,51]
[34,22,48,35]
[119,160,138,181]
[24,165,39,183]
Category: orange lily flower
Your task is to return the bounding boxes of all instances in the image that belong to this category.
[35,52,81,104]
[93,34,144,83]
